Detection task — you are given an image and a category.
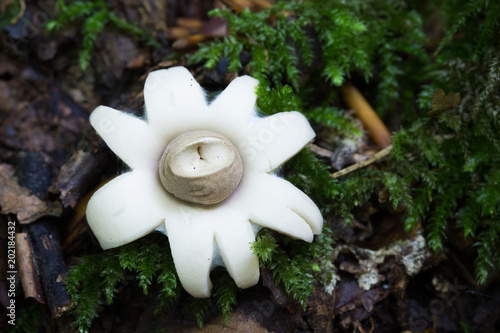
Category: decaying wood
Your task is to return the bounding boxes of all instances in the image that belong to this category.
[15,232,45,304]
[54,133,111,208]
[17,152,73,318]
[17,152,52,199]
[26,221,73,318]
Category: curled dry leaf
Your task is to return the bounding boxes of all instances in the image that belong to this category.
[0,164,62,223]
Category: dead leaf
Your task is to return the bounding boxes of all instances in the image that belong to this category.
[428,89,461,115]
[0,164,62,223]
[306,282,335,333]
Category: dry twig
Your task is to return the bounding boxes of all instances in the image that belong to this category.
[15,232,45,303]
[331,145,393,178]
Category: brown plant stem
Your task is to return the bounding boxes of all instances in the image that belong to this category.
[341,83,392,148]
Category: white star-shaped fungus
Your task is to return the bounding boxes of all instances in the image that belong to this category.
[86,67,323,298]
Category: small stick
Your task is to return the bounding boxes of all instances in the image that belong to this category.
[15,232,45,303]
[341,83,392,148]
[307,143,334,159]
[331,145,393,178]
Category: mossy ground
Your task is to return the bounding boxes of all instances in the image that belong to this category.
[1,0,499,332]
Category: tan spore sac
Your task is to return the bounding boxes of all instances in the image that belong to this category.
[159,130,244,205]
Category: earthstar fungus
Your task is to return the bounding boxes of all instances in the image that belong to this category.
[86,67,323,298]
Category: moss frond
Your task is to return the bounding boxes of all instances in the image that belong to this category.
[474,220,500,284]
[67,234,180,333]
[436,0,496,57]
[155,250,181,313]
[213,272,239,323]
[190,298,212,329]
[251,228,335,310]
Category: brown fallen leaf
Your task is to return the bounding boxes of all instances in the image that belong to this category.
[0,164,62,224]
[428,89,461,115]
[306,282,335,333]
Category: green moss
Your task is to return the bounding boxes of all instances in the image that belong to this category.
[251,230,315,309]
[213,271,239,324]
[67,234,181,333]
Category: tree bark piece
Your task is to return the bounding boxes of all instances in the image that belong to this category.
[26,221,73,318]
[54,134,111,208]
